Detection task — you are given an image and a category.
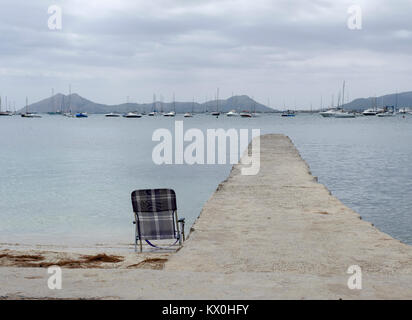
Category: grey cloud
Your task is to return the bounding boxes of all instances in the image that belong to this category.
[1,0,412,108]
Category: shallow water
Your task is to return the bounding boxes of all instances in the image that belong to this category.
[0,114,411,245]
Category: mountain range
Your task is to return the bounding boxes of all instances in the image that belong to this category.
[17,94,277,114]
[342,91,412,111]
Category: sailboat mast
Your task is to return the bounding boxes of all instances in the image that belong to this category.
[216,88,219,112]
[51,88,55,113]
[68,84,72,113]
[342,81,345,109]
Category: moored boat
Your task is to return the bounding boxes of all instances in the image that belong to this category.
[226,110,239,117]
[320,109,337,117]
[240,111,252,118]
[123,112,142,118]
[105,112,120,117]
[363,108,378,116]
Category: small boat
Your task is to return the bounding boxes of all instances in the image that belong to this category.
[226,110,239,117]
[64,112,75,118]
[123,112,142,118]
[21,97,41,118]
[320,109,337,117]
[363,108,377,116]
[281,110,296,117]
[148,112,156,116]
[75,112,88,118]
[164,111,175,117]
[164,94,177,117]
[211,88,220,116]
[0,97,11,116]
[184,98,195,118]
[21,113,41,118]
[240,111,252,118]
[105,112,120,117]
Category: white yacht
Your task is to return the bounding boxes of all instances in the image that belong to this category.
[123,112,142,118]
[105,112,120,117]
[320,109,337,117]
[183,112,193,117]
[226,110,239,117]
[164,111,176,117]
[362,108,377,116]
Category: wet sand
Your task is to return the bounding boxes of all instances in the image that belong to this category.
[1,134,411,299]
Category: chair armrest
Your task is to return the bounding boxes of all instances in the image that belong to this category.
[178,218,185,222]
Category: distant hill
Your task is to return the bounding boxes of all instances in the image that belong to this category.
[343,91,412,111]
[18,93,277,114]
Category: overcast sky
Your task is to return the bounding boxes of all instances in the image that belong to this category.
[1,0,412,109]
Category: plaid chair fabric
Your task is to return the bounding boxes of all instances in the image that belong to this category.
[131,189,178,240]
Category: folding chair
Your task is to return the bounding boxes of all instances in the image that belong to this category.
[131,189,185,252]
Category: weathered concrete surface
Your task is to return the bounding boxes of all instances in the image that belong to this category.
[164,134,412,296]
[1,134,411,299]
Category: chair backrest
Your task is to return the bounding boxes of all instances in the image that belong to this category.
[131,189,178,240]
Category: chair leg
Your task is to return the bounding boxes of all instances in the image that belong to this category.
[139,239,143,252]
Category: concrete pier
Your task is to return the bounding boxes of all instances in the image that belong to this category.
[1,134,412,299]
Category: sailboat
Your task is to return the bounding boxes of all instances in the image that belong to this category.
[184,98,195,117]
[333,81,355,118]
[211,88,220,116]
[63,85,75,117]
[0,97,12,116]
[21,97,41,118]
[164,94,176,117]
[149,94,157,116]
[281,110,296,117]
[47,89,62,115]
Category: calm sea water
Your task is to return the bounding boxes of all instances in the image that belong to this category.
[1,114,411,246]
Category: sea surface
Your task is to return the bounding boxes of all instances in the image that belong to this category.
[1,113,411,246]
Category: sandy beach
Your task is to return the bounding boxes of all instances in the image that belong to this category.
[1,134,412,299]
